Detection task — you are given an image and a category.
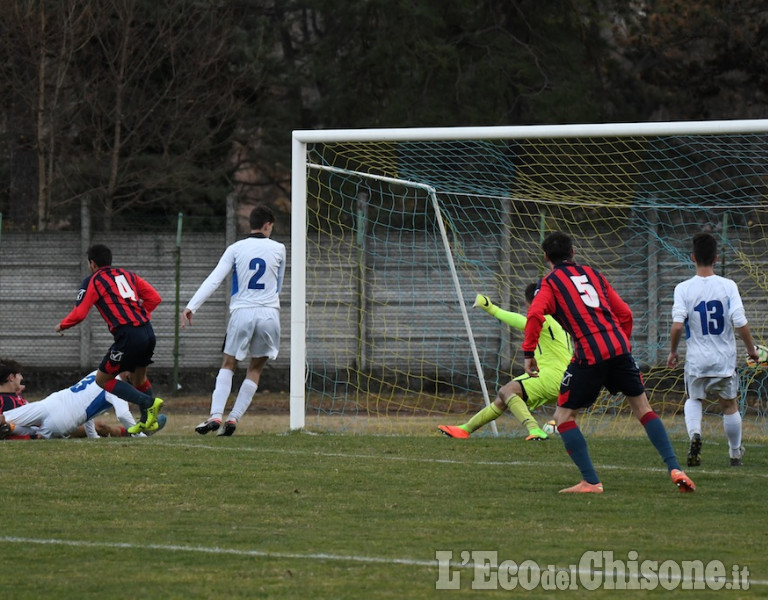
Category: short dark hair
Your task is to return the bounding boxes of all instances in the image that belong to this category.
[542,231,573,265]
[249,205,275,230]
[0,358,22,384]
[692,232,717,267]
[87,244,112,267]
[524,282,539,303]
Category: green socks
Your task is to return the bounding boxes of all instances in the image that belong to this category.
[459,394,541,436]
[461,402,504,433]
[506,394,540,434]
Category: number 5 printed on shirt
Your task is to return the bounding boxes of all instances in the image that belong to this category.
[570,275,599,308]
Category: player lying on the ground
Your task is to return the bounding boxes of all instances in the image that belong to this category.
[0,358,135,439]
[0,371,167,440]
[438,285,572,440]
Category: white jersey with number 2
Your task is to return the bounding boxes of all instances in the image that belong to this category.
[671,274,748,378]
[185,235,286,313]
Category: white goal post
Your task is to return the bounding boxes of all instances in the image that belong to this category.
[290,119,768,433]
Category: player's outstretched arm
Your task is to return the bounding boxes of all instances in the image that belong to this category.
[473,294,526,331]
[473,294,496,313]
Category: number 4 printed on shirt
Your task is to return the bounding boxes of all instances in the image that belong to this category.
[114,274,137,301]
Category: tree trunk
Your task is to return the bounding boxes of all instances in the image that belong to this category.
[9,92,38,231]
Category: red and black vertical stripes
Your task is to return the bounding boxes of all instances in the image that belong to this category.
[89,268,152,331]
[539,263,632,365]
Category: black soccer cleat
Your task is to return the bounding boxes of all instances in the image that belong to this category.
[687,433,702,467]
[0,421,15,439]
[216,419,237,437]
[730,445,745,467]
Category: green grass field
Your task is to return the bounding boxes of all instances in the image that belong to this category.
[0,413,765,599]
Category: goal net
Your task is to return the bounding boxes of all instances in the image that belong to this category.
[290,121,768,438]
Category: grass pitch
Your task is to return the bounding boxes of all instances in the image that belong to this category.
[0,413,765,599]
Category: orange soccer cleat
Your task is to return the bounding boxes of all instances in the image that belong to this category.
[559,480,604,494]
[670,469,696,493]
[437,425,470,439]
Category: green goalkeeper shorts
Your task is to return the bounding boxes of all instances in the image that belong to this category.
[514,368,563,410]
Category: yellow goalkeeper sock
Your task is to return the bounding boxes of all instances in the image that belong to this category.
[505,394,540,433]
[461,403,504,433]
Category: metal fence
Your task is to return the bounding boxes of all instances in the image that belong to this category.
[0,209,292,395]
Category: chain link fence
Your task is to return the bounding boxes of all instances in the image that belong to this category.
[0,202,291,397]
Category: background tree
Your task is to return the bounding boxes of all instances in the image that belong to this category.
[604,0,768,120]
[2,0,767,232]
[0,0,267,231]
[272,0,612,129]
[0,1,92,230]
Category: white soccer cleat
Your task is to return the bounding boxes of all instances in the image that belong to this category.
[195,417,221,435]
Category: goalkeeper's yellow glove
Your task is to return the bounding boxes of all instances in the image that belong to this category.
[473,294,498,315]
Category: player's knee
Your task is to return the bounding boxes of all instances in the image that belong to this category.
[102,378,118,393]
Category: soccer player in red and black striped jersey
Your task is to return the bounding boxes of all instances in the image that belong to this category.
[523,231,695,494]
[0,358,32,439]
[0,358,26,412]
[55,244,164,433]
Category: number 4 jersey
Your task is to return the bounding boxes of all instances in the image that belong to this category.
[185,234,286,313]
[671,274,747,377]
[59,267,161,333]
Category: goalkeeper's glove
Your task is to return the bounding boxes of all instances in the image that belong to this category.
[473,294,498,315]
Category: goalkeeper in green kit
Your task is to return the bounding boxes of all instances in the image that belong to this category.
[438,283,572,440]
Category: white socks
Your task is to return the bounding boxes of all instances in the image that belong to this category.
[209,369,234,420]
[684,398,702,438]
[686,397,743,457]
[209,369,259,424]
[723,412,743,456]
[228,379,258,422]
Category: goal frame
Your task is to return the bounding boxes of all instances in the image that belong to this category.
[290,118,768,431]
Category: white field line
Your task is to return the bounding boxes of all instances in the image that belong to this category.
[0,535,434,567]
[3,441,765,588]
[0,535,765,588]
[157,440,768,480]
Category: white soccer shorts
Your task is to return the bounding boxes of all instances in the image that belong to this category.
[223,306,281,362]
[685,373,739,402]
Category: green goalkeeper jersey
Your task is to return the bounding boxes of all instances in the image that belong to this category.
[487,307,572,374]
